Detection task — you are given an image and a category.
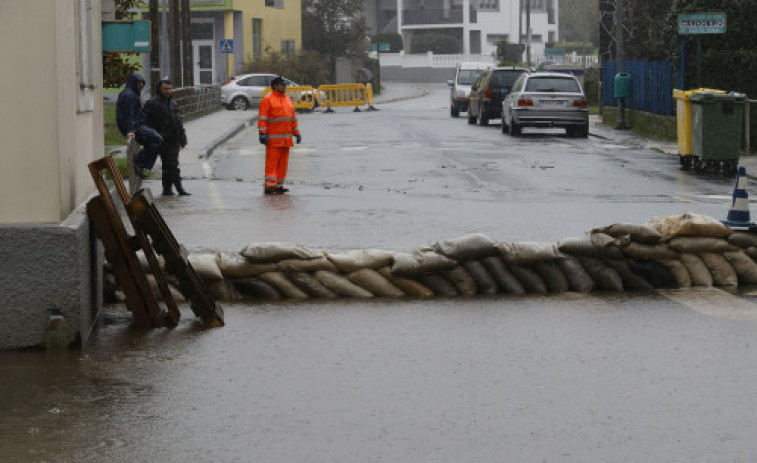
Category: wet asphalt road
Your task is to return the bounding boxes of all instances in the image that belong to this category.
[156,84,736,255]
[3,86,757,462]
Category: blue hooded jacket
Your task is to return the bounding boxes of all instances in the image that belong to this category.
[116,73,146,136]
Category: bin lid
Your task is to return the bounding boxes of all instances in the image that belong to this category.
[674,88,727,100]
[689,91,747,103]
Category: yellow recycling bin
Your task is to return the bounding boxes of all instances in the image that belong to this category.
[673,88,726,161]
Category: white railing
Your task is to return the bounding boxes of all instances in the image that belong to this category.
[376,50,599,68]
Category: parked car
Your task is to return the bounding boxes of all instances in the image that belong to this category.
[467,66,528,126]
[221,73,308,110]
[501,71,589,137]
[448,61,492,118]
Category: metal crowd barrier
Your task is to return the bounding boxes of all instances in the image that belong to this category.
[260,83,378,112]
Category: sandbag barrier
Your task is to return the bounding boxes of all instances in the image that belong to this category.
[103,213,757,303]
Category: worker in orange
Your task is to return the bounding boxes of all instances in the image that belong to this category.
[258,76,301,195]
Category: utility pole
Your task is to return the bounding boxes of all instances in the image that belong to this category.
[149,0,160,95]
[526,0,531,68]
[181,0,193,86]
[170,0,181,85]
[518,0,523,61]
[615,0,626,130]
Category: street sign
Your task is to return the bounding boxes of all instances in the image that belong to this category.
[219,39,234,54]
[102,21,150,53]
[678,12,727,35]
[371,42,391,52]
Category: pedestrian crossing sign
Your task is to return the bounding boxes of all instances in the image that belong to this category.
[219,39,234,54]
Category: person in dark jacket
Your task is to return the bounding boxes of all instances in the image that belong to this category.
[143,79,189,196]
[116,73,163,178]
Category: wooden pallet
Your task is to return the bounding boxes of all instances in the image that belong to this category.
[86,155,223,328]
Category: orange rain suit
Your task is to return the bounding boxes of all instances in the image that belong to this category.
[258,91,300,192]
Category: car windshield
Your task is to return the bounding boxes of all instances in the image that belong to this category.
[525,77,581,93]
[458,69,484,85]
[489,70,525,88]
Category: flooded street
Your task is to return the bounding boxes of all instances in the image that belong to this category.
[3,293,757,462]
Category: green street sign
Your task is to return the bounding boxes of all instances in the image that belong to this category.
[678,13,726,35]
[371,43,391,52]
[102,21,151,52]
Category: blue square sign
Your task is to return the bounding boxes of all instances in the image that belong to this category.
[219,39,234,54]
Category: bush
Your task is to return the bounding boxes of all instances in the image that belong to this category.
[410,32,460,54]
[372,33,403,52]
[243,49,333,86]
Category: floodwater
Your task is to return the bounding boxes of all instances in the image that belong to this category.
[3,293,757,462]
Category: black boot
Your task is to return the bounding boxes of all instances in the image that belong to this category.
[162,178,174,196]
[175,179,191,196]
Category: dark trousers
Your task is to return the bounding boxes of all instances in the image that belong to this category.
[161,141,182,192]
[135,125,163,170]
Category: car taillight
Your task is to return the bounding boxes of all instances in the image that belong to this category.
[573,99,588,107]
[517,99,534,107]
[483,85,492,99]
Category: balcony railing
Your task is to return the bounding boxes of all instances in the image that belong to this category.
[402,7,463,25]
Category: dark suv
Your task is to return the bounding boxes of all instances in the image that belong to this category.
[467,66,528,126]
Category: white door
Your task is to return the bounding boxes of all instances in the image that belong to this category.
[193,40,215,85]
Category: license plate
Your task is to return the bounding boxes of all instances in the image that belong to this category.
[540,99,565,107]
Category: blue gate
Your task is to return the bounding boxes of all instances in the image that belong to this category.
[602,60,674,116]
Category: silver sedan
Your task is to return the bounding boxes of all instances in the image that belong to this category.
[501,72,589,137]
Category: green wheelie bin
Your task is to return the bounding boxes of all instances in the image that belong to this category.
[689,91,746,175]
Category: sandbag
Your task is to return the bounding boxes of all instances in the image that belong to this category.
[462,260,498,295]
[346,268,405,297]
[146,274,186,301]
[203,279,237,301]
[217,253,278,278]
[589,231,630,249]
[377,267,435,297]
[481,256,526,295]
[507,264,548,294]
[646,213,733,241]
[679,253,713,287]
[606,259,655,291]
[443,265,478,296]
[591,223,662,244]
[531,261,570,293]
[557,238,624,259]
[240,242,323,263]
[628,260,677,289]
[285,271,339,298]
[278,256,338,273]
[418,274,459,296]
[136,250,165,273]
[314,270,374,298]
[668,236,737,254]
[229,277,282,299]
[496,241,564,263]
[432,233,498,261]
[621,242,678,260]
[723,251,757,285]
[391,249,457,278]
[577,257,624,291]
[188,253,224,281]
[326,249,395,273]
[258,271,310,298]
[556,257,595,293]
[699,253,737,287]
[656,259,692,288]
[747,247,757,261]
[727,231,757,249]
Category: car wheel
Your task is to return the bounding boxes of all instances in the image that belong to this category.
[231,96,249,110]
[479,113,489,126]
[580,123,589,138]
[509,120,520,136]
[451,105,460,118]
[501,113,508,133]
[566,127,575,137]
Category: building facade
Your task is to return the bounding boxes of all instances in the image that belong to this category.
[363,0,557,60]
[144,0,303,85]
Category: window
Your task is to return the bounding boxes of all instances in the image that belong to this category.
[252,19,262,60]
[486,34,509,44]
[240,75,270,86]
[477,0,498,11]
[525,76,580,93]
[191,22,214,40]
[548,31,556,43]
[76,0,95,112]
[266,0,284,8]
[281,40,295,56]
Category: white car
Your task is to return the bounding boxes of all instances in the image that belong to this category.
[447,61,492,118]
[221,73,299,110]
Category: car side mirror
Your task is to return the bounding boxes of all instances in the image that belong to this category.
[447,80,453,87]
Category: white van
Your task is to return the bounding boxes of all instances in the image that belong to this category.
[448,61,493,118]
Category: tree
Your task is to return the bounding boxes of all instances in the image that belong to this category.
[559,0,599,47]
[302,0,368,79]
[103,0,144,88]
